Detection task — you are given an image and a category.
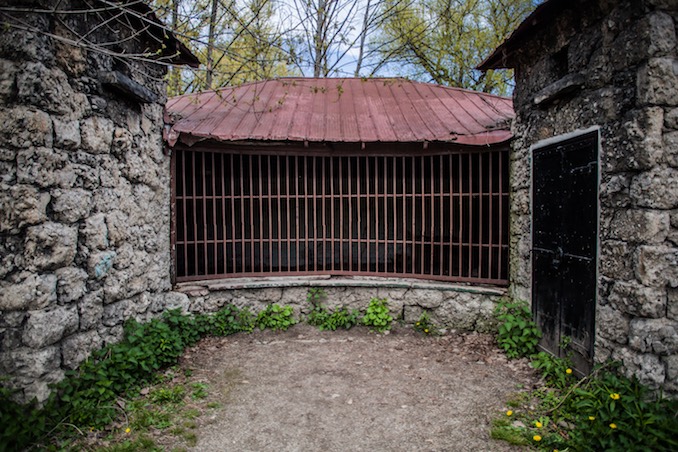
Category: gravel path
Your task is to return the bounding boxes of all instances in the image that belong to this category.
[175,324,536,451]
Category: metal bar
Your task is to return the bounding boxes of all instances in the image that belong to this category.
[181,150,189,277]
[439,155,444,276]
[402,156,406,275]
[458,153,463,276]
[467,154,473,277]
[312,156,317,272]
[221,153,228,275]
[267,155,273,272]
[339,157,343,270]
[286,155,291,271]
[488,151,493,279]
[277,155,282,273]
[479,152,483,279]
[240,155,246,273]
[498,150,504,280]
[304,157,309,271]
[330,157,335,271]
[430,155,435,275]
[257,155,263,272]
[348,157,353,271]
[420,154,425,276]
[366,156,370,271]
[356,156,361,271]
[211,152,218,275]
[321,156,326,271]
[295,156,300,272]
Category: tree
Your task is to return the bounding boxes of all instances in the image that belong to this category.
[373,0,535,94]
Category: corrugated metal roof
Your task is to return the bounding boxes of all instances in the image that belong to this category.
[164,78,514,147]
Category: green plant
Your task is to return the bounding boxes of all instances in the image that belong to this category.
[413,312,438,335]
[190,382,209,400]
[494,298,541,359]
[149,386,186,404]
[256,304,297,331]
[362,297,393,332]
[492,356,678,452]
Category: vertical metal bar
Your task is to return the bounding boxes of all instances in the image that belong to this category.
[192,151,199,276]
[467,153,473,277]
[304,157,309,272]
[479,152,484,279]
[321,156,326,271]
[458,153,463,276]
[356,156,361,271]
[277,155,282,273]
[239,155,246,274]
[498,150,504,280]
[366,156,370,271]
[449,154,454,277]
[488,151,494,280]
[211,152,217,275]
[402,156,406,276]
[430,155,435,275]
[230,153,237,273]
[221,153,227,275]
[267,155,273,272]
[181,151,189,277]
[286,155,291,271]
[420,153,425,276]
[339,157,343,270]
[295,156,300,272]
[393,156,397,275]
[348,157,353,272]
[201,152,208,276]
[258,155,264,272]
[312,156,317,272]
[439,154,444,276]
[330,157,335,271]
[248,154,255,273]
[411,156,415,275]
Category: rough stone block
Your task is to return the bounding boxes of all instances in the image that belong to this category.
[406,289,444,308]
[630,167,678,209]
[0,58,17,101]
[0,273,57,311]
[16,62,88,117]
[17,146,75,188]
[22,305,79,348]
[61,330,102,370]
[666,108,678,130]
[80,116,114,154]
[0,184,50,233]
[608,209,669,244]
[53,117,81,150]
[629,318,678,356]
[662,354,678,392]
[611,347,665,389]
[55,267,88,304]
[112,127,134,155]
[102,299,134,327]
[664,131,678,168]
[596,304,630,344]
[608,281,667,318]
[635,245,678,287]
[23,369,64,404]
[599,173,632,208]
[78,289,104,330]
[669,289,678,320]
[620,107,664,170]
[82,213,109,251]
[0,107,53,148]
[638,58,678,106]
[50,188,92,223]
[599,240,635,280]
[87,250,116,280]
[24,222,77,271]
[0,346,60,379]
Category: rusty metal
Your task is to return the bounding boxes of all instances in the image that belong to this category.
[174,150,509,285]
[165,78,514,148]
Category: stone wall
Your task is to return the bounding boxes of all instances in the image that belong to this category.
[508,0,677,392]
[0,1,190,403]
[177,277,505,334]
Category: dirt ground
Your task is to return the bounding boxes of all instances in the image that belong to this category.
[166,323,539,451]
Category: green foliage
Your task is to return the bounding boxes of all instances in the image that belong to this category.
[492,357,678,452]
[256,304,297,331]
[494,298,541,359]
[306,288,360,331]
[531,351,575,390]
[0,304,254,450]
[362,297,393,333]
[413,311,438,335]
[190,382,209,400]
[149,385,186,405]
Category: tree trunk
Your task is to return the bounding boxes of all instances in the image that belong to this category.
[206,0,219,89]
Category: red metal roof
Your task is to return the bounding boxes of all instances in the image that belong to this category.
[164,78,514,147]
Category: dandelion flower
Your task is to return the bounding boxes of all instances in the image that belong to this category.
[588,416,596,421]
[125,427,131,434]
[535,421,543,428]
[416,322,420,326]
[424,329,429,333]
[566,368,572,374]
[609,423,617,429]
[506,410,513,416]
[610,393,620,400]
[533,435,542,442]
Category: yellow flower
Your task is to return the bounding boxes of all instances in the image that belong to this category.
[566,368,572,374]
[535,421,543,428]
[416,322,420,326]
[506,410,513,416]
[125,427,131,434]
[533,435,542,442]
[610,393,620,400]
[424,329,429,333]
[588,416,596,421]
[609,423,617,429]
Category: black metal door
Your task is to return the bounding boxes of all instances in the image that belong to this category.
[532,131,598,374]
